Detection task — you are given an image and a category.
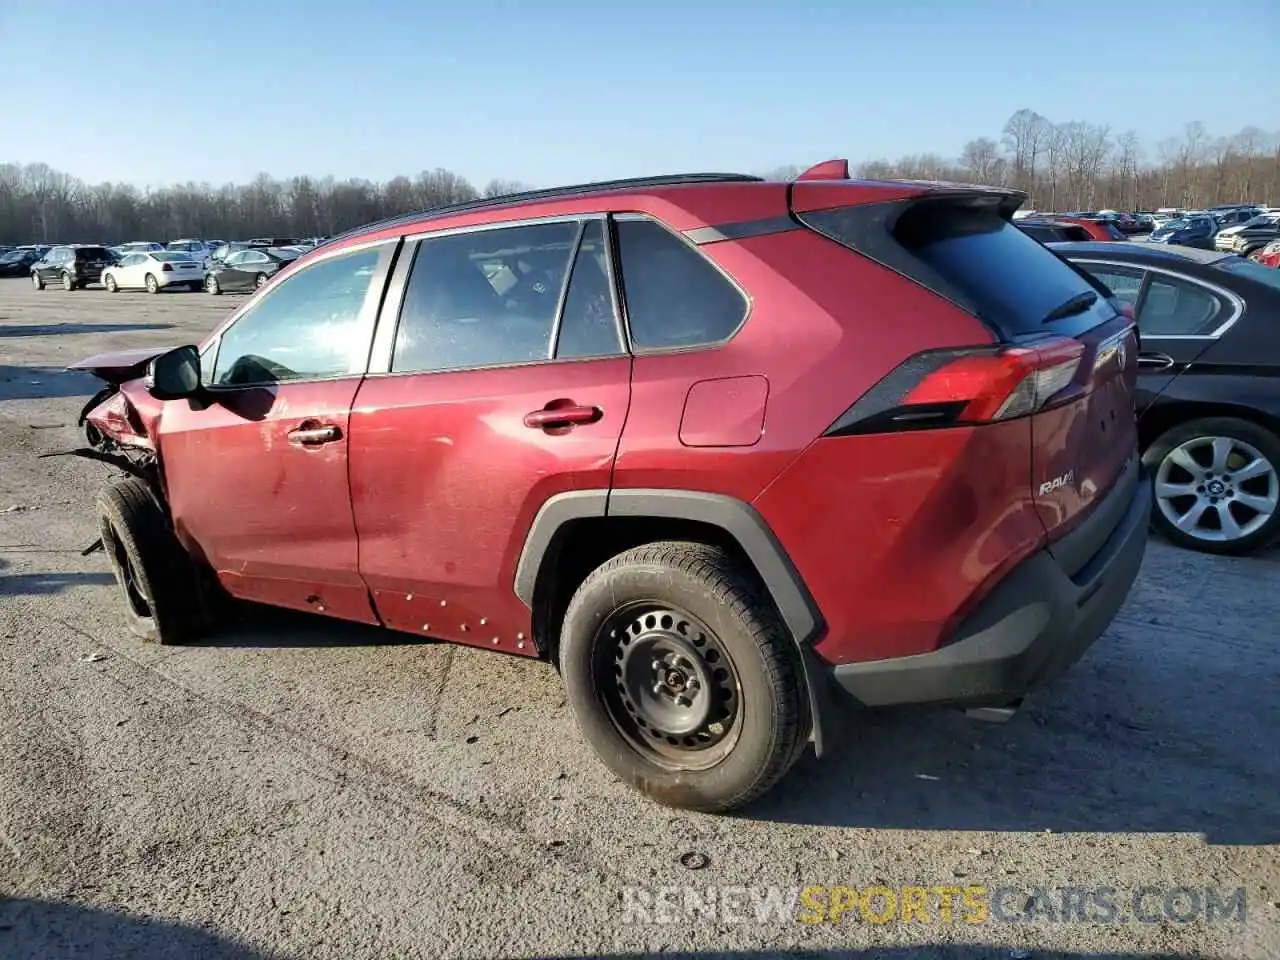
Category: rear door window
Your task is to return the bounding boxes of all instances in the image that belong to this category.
[391,220,579,374]
[555,220,624,359]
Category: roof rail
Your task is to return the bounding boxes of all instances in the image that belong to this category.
[314,172,763,250]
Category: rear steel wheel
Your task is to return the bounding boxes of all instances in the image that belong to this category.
[597,602,742,771]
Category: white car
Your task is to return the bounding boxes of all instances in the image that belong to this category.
[103,251,205,294]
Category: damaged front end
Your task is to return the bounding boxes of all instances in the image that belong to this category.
[40,348,170,554]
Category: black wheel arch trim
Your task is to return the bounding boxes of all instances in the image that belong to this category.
[514,488,821,644]
[514,487,829,757]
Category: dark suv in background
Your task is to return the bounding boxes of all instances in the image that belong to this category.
[31,244,117,290]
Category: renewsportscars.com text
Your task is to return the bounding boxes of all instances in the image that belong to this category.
[620,884,1248,926]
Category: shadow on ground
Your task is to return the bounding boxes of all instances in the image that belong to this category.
[0,366,99,401]
[199,601,435,650]
[0,897,269,960]
[185,594,1280,847]
[0,571,116,596]
[0,322,174,338]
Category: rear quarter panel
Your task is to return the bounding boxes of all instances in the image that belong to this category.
[612,228,996,501]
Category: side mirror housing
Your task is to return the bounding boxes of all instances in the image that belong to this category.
[147,345,203,401]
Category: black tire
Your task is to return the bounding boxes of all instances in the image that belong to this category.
[206,274,221,295]
[96,477,207,644]
[104,273,118,293]
[31,271,44,290]
[62,272,76,291]
[1144,416,1280,555]
[255,272,268,289]
[559,541,808,812]
[144,273,159,294]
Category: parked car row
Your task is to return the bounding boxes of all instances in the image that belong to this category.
[1015,204,1280,263]
[12,237,326,294]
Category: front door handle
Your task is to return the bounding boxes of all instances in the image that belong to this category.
[523,402,602,430]
[1136,352,1175,372]
[288,422,342,445]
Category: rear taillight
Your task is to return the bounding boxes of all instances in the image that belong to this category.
[824,336,1085,437]
[161,263,174,272]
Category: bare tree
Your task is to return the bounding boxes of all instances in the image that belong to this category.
[482,178,531,198]
[960,137,1004,185]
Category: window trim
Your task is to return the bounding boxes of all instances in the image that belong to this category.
[610,212,752,356]
[1069,257,1245,339]
[552,219,629,361]
[364,214,629,378]
[202,236,399,390]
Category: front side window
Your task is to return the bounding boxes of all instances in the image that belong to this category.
[614,217,748,350]
[392,220,579,374]
[211,246,381,386]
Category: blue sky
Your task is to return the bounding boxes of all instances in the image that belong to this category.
[1,0,1275,189]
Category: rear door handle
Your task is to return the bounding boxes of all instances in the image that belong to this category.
[288,422,342,445]
[1137,352,1175,371]
[523,403,602,430]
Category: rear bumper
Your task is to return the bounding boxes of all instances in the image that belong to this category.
[832,460,1150,708]
[156,271,203,286]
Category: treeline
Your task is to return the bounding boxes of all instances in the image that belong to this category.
[767,111,1280,213]
[3,109,1279,245]
[0,168,532,245]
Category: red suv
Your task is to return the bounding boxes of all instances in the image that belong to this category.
[70,160,1150,811]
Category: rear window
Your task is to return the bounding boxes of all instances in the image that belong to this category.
[76,247,111,259]
[802,199,1116,339]
[153,251,193,262]
[1098,223,1127,240]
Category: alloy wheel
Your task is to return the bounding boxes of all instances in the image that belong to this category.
[1155,435,1279,543]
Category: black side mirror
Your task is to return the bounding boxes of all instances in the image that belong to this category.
[147,345,202,401]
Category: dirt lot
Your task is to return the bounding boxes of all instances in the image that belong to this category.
[0,277,1277,960]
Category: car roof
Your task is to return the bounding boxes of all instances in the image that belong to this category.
[313,172,766,251]
[1047,240,1235,265]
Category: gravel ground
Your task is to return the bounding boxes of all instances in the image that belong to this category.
[0,278,1276,960]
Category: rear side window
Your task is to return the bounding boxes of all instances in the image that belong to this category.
[1080,264,1143,305]
[614,217,747,350]
[1141,276,1224,336]
[802,199,1117,340]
